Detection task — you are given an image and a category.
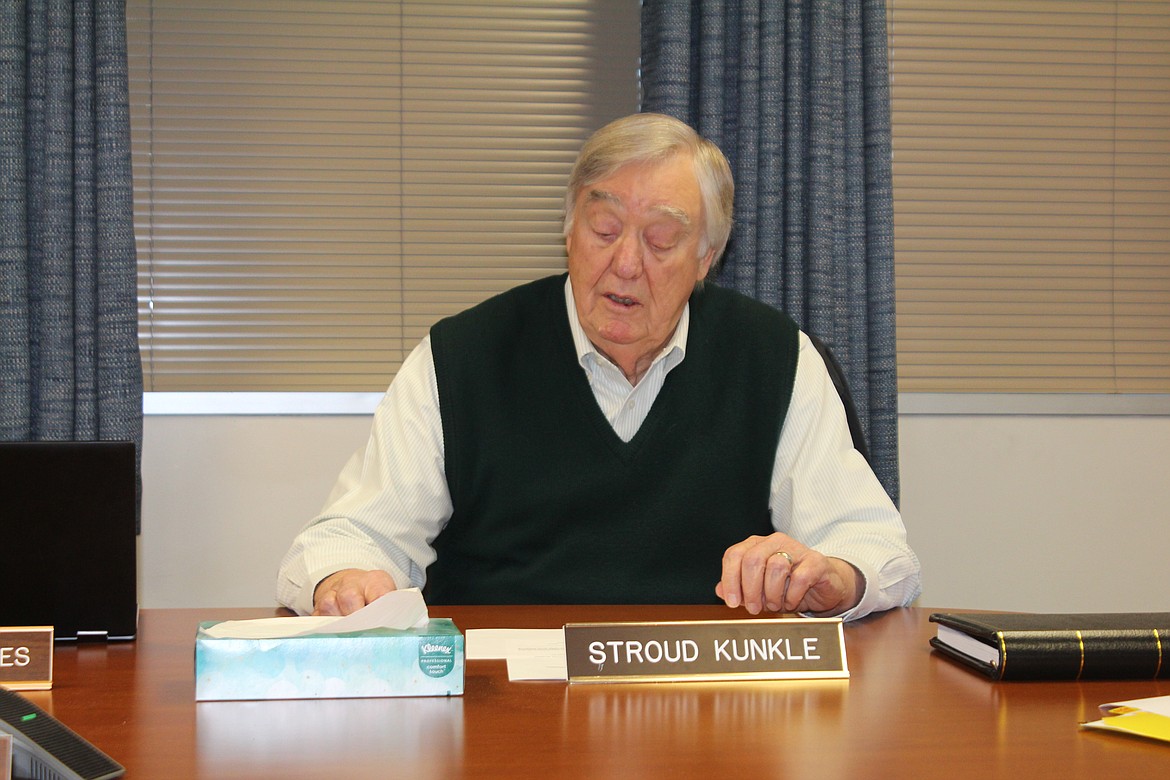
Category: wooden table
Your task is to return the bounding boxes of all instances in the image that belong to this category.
[23,606,1170,778]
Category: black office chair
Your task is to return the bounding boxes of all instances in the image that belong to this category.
[807,333,870,464]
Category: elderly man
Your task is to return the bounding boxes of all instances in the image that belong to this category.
[277,113,920,620]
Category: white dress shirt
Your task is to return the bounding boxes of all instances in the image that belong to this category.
[277,278,921,618]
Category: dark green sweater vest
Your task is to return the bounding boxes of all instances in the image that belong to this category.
[426,274,798,604]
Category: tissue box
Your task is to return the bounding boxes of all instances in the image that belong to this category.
[195,618,464,701]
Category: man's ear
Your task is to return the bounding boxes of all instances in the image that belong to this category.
[697,246,716,281]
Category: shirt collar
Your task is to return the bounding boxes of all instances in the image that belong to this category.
[563,276,689,375]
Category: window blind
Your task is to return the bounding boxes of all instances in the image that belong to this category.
[127,0,638,391]
[887,0,1170,393]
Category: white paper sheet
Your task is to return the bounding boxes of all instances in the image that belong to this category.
[202,589,430,639]
[1098,694,1170,718]
[1082,694,1170,744]
[465,628,567,681]
[506,654,568,681]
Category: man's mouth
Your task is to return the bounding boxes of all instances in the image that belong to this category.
[605,293,637,307]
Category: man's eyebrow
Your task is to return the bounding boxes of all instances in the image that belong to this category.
[652,204,691,227]
[586,189,622,207]
[585,189,692,227]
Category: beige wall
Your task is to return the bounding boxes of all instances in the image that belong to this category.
[140,411,1170,612]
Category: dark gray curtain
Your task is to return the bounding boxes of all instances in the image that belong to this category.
[0,2,142,488]
[641,0,901,503]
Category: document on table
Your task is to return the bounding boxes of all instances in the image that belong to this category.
[465,628,568,681]
[1082,694,1170,745]
[202,589,430,639]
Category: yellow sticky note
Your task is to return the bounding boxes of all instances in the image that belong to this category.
[1083,711,1170,744]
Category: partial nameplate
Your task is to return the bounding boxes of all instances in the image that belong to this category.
[0,627,54,691]
[564,618,847,683]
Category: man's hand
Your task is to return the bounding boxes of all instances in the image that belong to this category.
[716,533,863,617]
[312,568,397,616]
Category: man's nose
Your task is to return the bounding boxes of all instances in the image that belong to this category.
[611,233,643,278]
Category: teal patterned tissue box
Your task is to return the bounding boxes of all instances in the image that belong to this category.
[195,618,464,701]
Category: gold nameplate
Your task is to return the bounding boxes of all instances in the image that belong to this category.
[564,618,848,683]
[0,627,54,691]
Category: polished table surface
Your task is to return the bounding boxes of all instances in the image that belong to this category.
[25,605,1170,778]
